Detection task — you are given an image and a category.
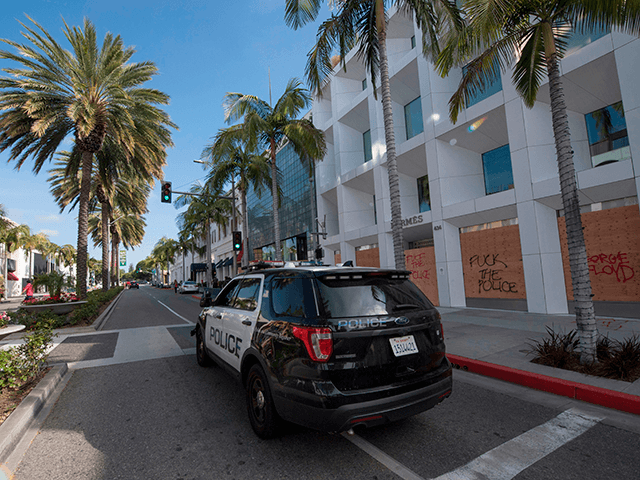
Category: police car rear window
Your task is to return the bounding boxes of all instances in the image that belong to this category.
[315,274,433,319]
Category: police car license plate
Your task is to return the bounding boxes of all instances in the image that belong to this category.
[389,335,418,357]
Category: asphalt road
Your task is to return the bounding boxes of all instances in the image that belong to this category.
[10,286,640,479]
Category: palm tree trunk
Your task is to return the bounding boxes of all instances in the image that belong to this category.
[241,190,249,268]
[76,150,93,299]
[101,206,110,291]
[206,219,213,287]
[546,53,597,363]
[377,2,405,270]
[270,137,282,261]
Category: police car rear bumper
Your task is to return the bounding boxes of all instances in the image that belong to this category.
[272,370,452,433]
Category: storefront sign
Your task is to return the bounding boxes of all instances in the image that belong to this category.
[402,214,424,228]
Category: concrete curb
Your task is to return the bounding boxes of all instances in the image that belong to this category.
[93,290,125,331]
[447,354,640,416]
[0,363,69,465]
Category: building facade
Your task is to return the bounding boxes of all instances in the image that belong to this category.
[312,8,640,318]
[246,141,316,263]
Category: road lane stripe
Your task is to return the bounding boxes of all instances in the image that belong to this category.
[433,408,602,480]
[157,300,194,324]
[341,432,426,480]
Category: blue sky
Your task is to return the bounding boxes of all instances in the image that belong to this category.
[0,0,327,269]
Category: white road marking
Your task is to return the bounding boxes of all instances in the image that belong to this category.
[343,408,601,480]
[433,408,602,480]
[341,432,425,480]
[157,300,194,324]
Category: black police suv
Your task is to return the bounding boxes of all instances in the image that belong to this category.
[192,263,452,438]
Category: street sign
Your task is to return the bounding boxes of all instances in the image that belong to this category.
[119,250,126,267]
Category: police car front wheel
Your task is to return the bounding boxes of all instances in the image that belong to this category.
[196,328,212,367]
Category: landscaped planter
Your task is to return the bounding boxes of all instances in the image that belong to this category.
[0,324,25,340]
[19,300,88,315]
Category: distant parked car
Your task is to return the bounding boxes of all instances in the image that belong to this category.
[130,281,139,289]
[179,280,199,294]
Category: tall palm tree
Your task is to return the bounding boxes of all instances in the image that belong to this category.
[223,78,326,262]
[201,126,273,268]
[176,182,232,285]
[285,0,461,269]
[0,17,175,298]
[151,237,179,285]
[436,0,640,363]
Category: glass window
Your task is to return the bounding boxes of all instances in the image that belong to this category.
[585,101,630,167]
[217,279,241,307]
[363,130,372,163]
[417,175,431,212]
[233,278,261,311]
[410,35,416,49]
[565,26,609,55]
[271,276,317,318]
[372,194,377,225]
[462,64,502,107]
[482,145,514,195]
[404,97,424,140]
[362,78,367,91]
[316,274,433,320]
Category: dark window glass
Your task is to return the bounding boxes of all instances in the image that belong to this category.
[462,64,502,107]
[373,194,377,225]
[233,278,261,311]
[217,279,241,307]
[565,26,609,55]
[362,78,367,90]
[404,97,424,140]
[417,175,431,212]
[411,35,416,49]
[585,101,629,167]
[363,130,372,162]
[271,276,317,318]
[316,275,433,320]
[482,144,514,195]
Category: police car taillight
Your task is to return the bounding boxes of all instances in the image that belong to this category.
[292,326,333,362]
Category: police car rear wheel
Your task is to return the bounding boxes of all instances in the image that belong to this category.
[196,328,212,367]
[246,364,279,438]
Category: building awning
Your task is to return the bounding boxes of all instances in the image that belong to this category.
[7,272,19,281]
[215,260,224,268]
[223,257,233,267]
[190,263,207,273]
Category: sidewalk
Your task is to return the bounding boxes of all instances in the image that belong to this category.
[439,306,640,415]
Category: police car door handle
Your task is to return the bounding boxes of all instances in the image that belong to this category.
[242,319,252,326]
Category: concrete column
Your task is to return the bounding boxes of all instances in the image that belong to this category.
[433,219,465,307]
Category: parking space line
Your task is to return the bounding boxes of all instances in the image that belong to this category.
[157,300,194,324]
[433,408,602,480]
[341,432,426,480]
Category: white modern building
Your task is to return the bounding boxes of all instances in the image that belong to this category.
[312,9,640,317]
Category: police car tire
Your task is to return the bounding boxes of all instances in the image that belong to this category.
[246,364,279,439]
[196,328,212,367]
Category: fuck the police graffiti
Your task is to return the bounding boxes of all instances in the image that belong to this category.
[469,253,518,294]
[210,326,242,358]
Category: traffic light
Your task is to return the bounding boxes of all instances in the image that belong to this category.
[232,231,242,251]
[161,181,172,203]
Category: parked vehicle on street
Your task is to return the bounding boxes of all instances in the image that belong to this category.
[179,280,199,294]
[192,262,452,438]
[129,281,139,289]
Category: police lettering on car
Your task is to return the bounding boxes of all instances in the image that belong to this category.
[210,326,242,358]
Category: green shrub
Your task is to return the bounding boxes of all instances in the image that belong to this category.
[0,320,56,394]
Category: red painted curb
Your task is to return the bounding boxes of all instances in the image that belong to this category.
[447,354,640,416]
[191,295,200,300]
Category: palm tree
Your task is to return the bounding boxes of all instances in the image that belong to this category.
[201,126,272,268]
[223,78,326,262]
[285,1,461,269]
[176,182,232,286]
[436,0,640,363]
[0,17,175,299]
[151,237,179,285]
